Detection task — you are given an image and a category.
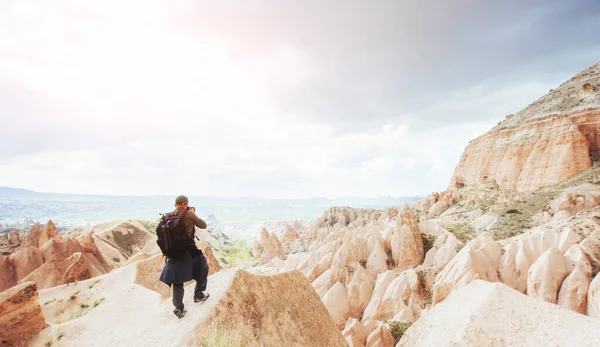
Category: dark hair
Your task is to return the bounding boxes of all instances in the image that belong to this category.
[175,195,189,205]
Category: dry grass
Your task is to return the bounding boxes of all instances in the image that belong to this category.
[446,223,476,243]
[194,321,257,347]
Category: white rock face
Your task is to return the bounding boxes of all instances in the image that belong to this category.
[499,228,577,293]
[348,263,375,318]
[526,248,569,304]
[342,318,370,346]
[432,234,501,304]
[322,282,351,329]
[365,324,395,347]
[362,271,397,322]
[587,274,600,318]
[399,280,600,347]
[375,269,421,320]
[557,267,591,314]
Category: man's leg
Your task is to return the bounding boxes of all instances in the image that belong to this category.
[172,283,185,310]
[194,254,209,300]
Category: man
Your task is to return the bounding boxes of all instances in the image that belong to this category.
[159,195,210,319]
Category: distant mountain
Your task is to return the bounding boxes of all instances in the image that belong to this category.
[0,186,424,228]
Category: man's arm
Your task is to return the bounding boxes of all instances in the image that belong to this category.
[188,211,207,229]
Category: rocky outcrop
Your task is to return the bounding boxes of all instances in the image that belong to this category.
[19,253,102,290]
[399,280,600,347]
[200,269,347,347]
[499,228,579,293]
[197,240,222,276]
[449,62,600,192]
[38,220,62,248]
[9,247,44,283]
[432,235,501,304]
[27,224,43,248]
[557,267,591,314]
[526,248,569,303]
[92,220,156,257]
[323,282,351,329]
[391,208,424,270]
[281,224,300,245]
[259,228,270,245]
[259,233,284,264]
[0,282,46,347]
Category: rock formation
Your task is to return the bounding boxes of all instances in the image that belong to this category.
[449,62,600,192]
[432,234,501,304]
[0,282,46,347]
[399,280,600,347]
[391,208,424,270]
[259,233,284,264]
[38,220,62,248]
[526,248,569,303]
[31,268,346,347]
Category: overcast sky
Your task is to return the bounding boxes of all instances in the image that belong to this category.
[1,0,599,198]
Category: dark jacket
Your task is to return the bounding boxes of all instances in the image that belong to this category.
[159,207,208,285]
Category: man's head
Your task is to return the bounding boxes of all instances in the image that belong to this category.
[174,195,189,209]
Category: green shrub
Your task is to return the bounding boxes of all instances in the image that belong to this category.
[389,321,412,343]
[421,234,436,254]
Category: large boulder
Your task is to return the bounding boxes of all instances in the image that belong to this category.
[399,280,600,347]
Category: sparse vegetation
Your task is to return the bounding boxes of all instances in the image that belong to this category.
[70,291,80,300]
[44,298,57,306]
[389,321,413,344]
[421,233,436,254]
[386,249,396,268]
[88,279,102,289]
[447,223,476,243]
[490,190,558,240]
[45,341,52,347]
[57,333,65,340]
[222,240,255,268]
[93,298,106,308]
[359,259,367,268]
[79,302,89,309]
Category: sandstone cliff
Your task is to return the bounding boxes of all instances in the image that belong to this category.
[450,62,600,192]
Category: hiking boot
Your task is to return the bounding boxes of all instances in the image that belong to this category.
[173,307,186,319]
[194,292,210,303]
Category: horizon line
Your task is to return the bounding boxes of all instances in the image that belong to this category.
[0,185,426,201]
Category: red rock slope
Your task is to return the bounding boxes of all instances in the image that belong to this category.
[0,282,46,347]
[450,62,600,192]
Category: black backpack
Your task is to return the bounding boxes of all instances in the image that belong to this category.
[156,210,191,257]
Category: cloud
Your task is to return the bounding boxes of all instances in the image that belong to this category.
[0,0,599,197]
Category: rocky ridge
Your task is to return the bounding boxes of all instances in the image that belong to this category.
[450,62,600,192]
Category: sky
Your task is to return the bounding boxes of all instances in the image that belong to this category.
[0,0,599,199]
